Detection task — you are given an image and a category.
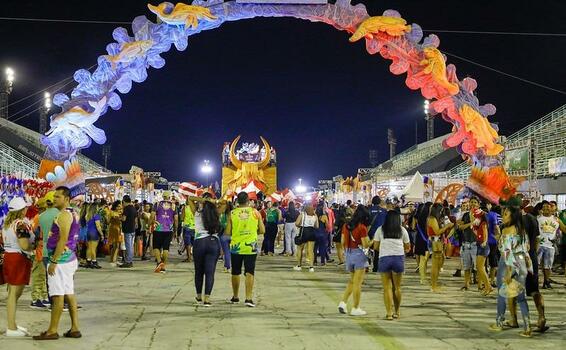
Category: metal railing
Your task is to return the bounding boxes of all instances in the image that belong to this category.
[0,141,39,177]
[449,104,566,179]
[373,134,448,177]
[0,118,111,174]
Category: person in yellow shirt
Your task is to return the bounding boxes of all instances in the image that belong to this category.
[225,192,265,307]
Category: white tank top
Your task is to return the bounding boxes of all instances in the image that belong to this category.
[301,214,317,228]
[1,220,34,253]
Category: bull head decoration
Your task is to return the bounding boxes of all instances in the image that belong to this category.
[228,135,271,190]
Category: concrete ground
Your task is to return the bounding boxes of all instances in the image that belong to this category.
[1,241,565,350]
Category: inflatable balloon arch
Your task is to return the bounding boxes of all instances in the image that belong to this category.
[38,0,517,203]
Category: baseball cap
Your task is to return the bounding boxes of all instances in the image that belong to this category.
[8,197,29,212]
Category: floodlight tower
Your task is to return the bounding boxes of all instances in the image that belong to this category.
[0,67,15,119]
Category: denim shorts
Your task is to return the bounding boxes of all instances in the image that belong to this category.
[345,248,369,272]
[377,255,405,273]
[461,243,477,270]
[183,228,195,246]
[538,246,555,269]
[476,243,490,257]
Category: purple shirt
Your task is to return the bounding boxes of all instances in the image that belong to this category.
[155,201,175,232]
[47,208,79,263]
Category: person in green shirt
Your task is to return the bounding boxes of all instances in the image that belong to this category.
[39,192,60,268]
[225,192,265,307]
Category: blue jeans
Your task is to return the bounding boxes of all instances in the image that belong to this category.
[314,231,328,264]
[193,236,220,295]
[124,232,135,263]
[220,235,231,269]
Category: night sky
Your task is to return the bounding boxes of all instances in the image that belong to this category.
[2,0,565,189]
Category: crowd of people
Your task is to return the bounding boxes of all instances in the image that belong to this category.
[1,186,565,340]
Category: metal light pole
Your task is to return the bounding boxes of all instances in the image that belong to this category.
[39,92,51,134]
[102,144,111,169]
[1,67,15,119]
[424,99,434,141]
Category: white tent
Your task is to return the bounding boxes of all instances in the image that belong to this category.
[402,171,425,202]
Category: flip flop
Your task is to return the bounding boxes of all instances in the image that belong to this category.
[33,331,59,340]
[64,330,82,338]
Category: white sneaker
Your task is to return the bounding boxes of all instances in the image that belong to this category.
[293,266,302,271]
[350,308,367,316]
[338,301,347,314]
[5,328,28,337]
[309,267,314,273]
[17,326,30,335]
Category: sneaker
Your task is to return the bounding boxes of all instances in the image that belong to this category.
[5,328,28,337]
[203,301,212,307]
[244,300,256,308]
[92,261,102,269]
[194,297,203,305]
[119,262,133,268]
[17,325,30,335]
[350,308,367,316]
[30,300,48,310]
[338,301,347,314]
[154,262,164,273]
[41,299,51,306]
[227,297,240,304]
[293,266,302,271]
[452,269,462,277]
[160,268,167,274]
[309,267,315,273]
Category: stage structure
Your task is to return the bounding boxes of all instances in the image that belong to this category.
[221,135,277,196]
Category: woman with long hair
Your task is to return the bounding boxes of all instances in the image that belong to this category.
[2,197,33,337]
[293,203,319,272]
[78,202,89,267]
[427,203,454,292]
[219,201,234,273]
[338,205,371,316]
[187,195,226,306]
[107,201,123,267]
[314,203,330,266]
[85,202,103,268]
[283,201,299,256]
[374,210,410,320]
[415,202,432,284]
[491,202,532,337]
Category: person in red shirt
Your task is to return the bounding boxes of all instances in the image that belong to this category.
[470,197,492,296]
[337,205,371,316]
